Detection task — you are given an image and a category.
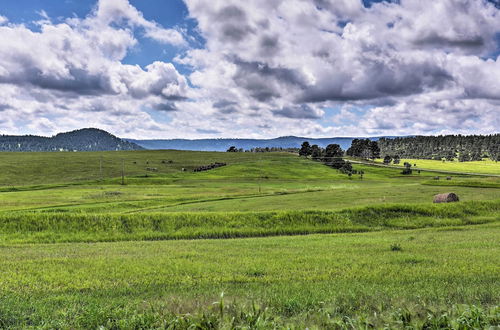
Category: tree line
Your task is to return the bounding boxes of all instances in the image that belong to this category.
[378,134,499,162]
[230,134,499,163]
[227,146,300,153]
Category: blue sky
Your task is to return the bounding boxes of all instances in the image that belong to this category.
[1,0,186,26]
[0,0,499,138]
[1,0,197,69]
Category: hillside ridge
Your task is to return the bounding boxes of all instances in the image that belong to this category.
[0,128,142,152]
[126,136,392,151]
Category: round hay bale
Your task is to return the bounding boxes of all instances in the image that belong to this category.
[433,193,459,203]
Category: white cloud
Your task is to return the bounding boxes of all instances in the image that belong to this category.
[177,0,500,136]
[0,0,190,138]
[0,0,499,138]
[92,0,186,46]
[0,15,8,25]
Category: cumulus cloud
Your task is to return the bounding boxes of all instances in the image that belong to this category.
[0,6,187,98]
[274,104,323,119]
[91,0,186,46]
[180,0,500,136]
[360,98,500,136]
[0,0,190,137]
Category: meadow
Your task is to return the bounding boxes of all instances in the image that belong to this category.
[0,150,499,328]
[375,158,500,175]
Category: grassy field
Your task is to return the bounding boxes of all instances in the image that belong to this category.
[1,224,498,328]
[0,150,499,328]
[0,152,499,215]
[376,158,500,175]
[0,200,498,244]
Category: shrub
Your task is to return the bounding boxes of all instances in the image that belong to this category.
[390,243,402,251]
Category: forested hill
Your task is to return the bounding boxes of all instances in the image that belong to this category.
[0,128,143,152]
[379,134,499,161]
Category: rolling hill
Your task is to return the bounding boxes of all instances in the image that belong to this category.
[0,128,142,152]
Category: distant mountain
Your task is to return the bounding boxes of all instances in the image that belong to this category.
[126,136,393,152]
[0,128,143,152]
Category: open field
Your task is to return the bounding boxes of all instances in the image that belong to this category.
[0,151,499,215]
[0,150,499,327]
[375,158,500,175]
[0,200,498,244]
[1,224,499,328]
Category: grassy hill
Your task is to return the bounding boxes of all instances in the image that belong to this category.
[0,151,499,215]
[0,150,499,327]
[0,128,142,152]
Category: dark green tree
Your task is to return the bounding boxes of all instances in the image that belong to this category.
[470,151,482,161]
[311,144,323,159]
[347,139,371,158]
[401,162,412,175]
[445,151,455,161]
[340,161,353,174]
[299,141,312,157]
[458,153,471,162]
[369,141,380,159]
[329,157,346,169]
[323,144,343,161]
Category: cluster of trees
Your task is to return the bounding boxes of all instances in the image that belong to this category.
[383,156,416,175]
[378,135,499,162]
[383,155,401,164]
[193,162,227,172]
[401,162,413,175]
[346,139,380,159]
[299,142,355,174]
[247,147,299,153]
[226,146,242,152]
[0,128,142,152]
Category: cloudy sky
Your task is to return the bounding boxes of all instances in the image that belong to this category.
[0,0,499,139]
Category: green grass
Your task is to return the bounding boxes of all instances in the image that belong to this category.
[1,200,498,244]
[0,224,498,328]
[0,150,499,328]
[422,178,500,188]
[377,158,500,175]
[0,150,340,186]
[0,153,498,214]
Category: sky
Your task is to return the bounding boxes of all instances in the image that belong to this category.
[0,0,499,139]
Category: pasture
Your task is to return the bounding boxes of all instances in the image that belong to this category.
[0,150,499,328]
[377,158,500,175]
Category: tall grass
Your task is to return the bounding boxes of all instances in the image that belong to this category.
[0,225,499,328]
[1,200,498,244]
[1,294,498,329]
[422,179,500,188]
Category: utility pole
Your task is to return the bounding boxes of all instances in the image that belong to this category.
[258,153,262,194]
[121,159,125,185]
[99,157,103,182]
